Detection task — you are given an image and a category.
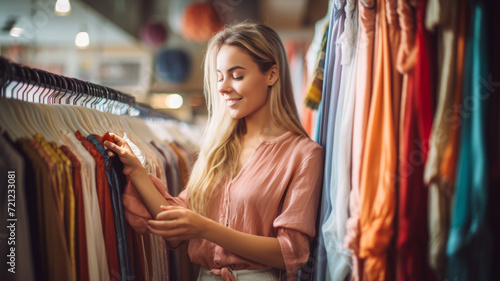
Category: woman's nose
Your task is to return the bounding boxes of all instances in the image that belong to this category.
[218,79,231,95]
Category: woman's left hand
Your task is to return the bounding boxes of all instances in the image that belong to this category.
[148,205,210,242]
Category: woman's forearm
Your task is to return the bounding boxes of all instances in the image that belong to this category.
[202,218,286,270]
[128,166,170,218]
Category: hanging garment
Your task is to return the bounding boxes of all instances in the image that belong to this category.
[88,133,133,281]
[321,0,358,279]
[76,130,121,281]
[17,137,73,281]
[423,0,466,278]
[446,0,493,280]
[61,131,110,281]
[302,2,346,280]
[304,24,330,110]
[358,0,402,279]
[34,134,77,281]
[396,0,435,280]
[0,134,35,281]
[344,1,377,280]
[60,145,90,281]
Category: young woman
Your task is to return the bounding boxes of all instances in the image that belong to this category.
[104,22,324,281]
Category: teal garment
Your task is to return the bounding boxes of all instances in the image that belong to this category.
[446,1,492,280]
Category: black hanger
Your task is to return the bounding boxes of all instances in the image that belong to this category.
[0,58,11,98]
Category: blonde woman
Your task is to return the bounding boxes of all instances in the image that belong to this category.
[104,22,324,281]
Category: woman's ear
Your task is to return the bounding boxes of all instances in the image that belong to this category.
[267,64,279,86]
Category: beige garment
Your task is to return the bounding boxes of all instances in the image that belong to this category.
[126,132,167,184]
[423,0,462,279]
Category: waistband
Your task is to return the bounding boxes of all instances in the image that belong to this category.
[198,267,281,281]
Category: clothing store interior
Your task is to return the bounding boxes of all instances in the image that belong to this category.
[1,0,499,280]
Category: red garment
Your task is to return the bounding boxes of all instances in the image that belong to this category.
[75,130,121,281]
[397,0,435,280]
[61,145,90,281]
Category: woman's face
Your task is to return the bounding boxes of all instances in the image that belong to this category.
[216,44,276,120]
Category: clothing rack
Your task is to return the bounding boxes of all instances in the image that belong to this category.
[0,56,175,120]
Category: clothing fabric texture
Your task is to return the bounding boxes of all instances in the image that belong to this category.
[358,0,402,279]
[343,2,376,280]
[299,3,345,281]
[62,130,110,281]
[396,0,435,280]
[76,130,121,281]
[60,145,90,281]
[88,133,133,281]
[321,0,358,279]
[17,138,73,281]
[0,134,35,281]
[197,267,280,281]
[446,0,493,280]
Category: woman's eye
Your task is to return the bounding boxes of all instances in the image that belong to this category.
[233,76,243,80]
[217,77,223,82]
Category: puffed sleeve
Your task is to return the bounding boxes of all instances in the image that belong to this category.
[122,173,188,234]
[273,146,324,279]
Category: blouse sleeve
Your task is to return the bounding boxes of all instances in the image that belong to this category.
[122,173,188,234]
[273,146,324,278]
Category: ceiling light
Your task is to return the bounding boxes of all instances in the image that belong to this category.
[9,27,23,38]
[165,94,183,109]
[75,31,89,48]
[55,0,71,16]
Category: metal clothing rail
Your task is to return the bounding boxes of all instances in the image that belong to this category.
[0,56,174,120]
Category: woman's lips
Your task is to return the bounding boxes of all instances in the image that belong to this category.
[226,98,242,107]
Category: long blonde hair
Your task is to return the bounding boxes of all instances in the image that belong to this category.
[187,22,308,215]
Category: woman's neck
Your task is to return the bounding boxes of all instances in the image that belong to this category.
[243,116,287,143]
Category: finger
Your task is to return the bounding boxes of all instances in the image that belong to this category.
[148,219,177,229]
[106,148,115,157]
[110,133,128,146]
[155,209,183,221]
[103,139,120,152]
[148,222,187,237]
[148,225,185,239]
[161,205,184,211]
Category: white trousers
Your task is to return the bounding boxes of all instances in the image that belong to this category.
[197,267,281,281]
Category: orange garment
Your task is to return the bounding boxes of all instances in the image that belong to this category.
[358,0,402,280]
[302,106,314,137]
[169,142,190,188]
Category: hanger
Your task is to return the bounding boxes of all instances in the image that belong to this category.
[12,66,26,101]
[30,70,44,103]
[14,69,56,141]
[0,58,11,98]
[39,71,54,104]
[2,98,38,140]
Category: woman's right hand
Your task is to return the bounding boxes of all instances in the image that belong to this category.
[104,133,144,176]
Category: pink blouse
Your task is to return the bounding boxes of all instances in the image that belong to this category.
[122,131,324,280]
